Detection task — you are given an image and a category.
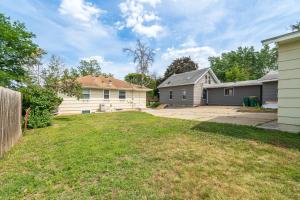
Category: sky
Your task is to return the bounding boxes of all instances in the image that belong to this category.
[1,0,299,79]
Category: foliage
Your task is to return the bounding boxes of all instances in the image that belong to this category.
[78,59,101,76]
[41,55,82,98]
[163,56,198,82]
[20,85,62,128]
[124,73,155,88]
[225,65,250,81]
[27,109,52,129]
[0,13,44,87]
[147,102,160,108]
[0,112,299,199]
[209,45,278,82]
[290,21,300,31]
[123,40,155,86]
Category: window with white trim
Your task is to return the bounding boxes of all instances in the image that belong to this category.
[81,89,90,99]
[104,90,110,99]
[224,88,234,96]
[119,90,126,99]
[182,90,187,100]
[169,91,173,99]
[208,76,211,84]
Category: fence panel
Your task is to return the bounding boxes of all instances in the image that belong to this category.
[0,87,22,157]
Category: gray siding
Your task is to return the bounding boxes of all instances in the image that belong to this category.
[159,70,218,107]
[262,81,278,103]
[159,85,194,106]
[207,85,261,106]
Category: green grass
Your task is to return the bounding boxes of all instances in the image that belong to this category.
[0,112,299,200]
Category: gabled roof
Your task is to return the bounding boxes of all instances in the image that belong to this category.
[258,71,279,82]
[262,31,300,45]
[204,80,262,89]
[77,75,151,91]
[158,68,219,88]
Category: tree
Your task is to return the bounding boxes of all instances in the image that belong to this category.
[163,57,198,81]
[0,13,44,87]
[77,59,102,76]
[41,55,82,98]
[290,21,300,31]
[124,73,154,87]
[225,66,250,82]
[20,85,63,128]
[42,55,63,92]
[209,45,277,82]
[123,40,155,86]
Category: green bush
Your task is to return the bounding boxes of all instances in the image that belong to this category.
[27,109,52,129]
[148,102,160,108]
[20,85,62,128]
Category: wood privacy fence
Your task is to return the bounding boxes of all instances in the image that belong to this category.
[0,87,22,157]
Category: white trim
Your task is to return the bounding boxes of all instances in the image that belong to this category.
[119,90,126,100]
[224,88,234,96]
[169,90,173,100]
[104,89,110,100]
[262,31,300,45]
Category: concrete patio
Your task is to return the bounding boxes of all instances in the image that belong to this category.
[143,106,277,126]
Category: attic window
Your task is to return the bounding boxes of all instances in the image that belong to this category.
[167,81,171,85]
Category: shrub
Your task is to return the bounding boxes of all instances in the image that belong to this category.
[20,85,62,128]
[27,109,52,128]
[148,102,160,108]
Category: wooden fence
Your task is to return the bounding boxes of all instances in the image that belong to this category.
[0,87,22,157]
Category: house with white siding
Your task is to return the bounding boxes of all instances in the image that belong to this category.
[58,75,151,114]
[263,31,300,133]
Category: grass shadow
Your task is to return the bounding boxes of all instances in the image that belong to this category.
[54,117,74,122]
[192,122,300,151]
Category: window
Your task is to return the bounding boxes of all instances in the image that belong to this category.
[202,89,207,100]
[205,75,208,83]
[169,91,173,99]
[208,76,211,84]
[104,90,110,99]
[182,90,187,100]
[81,89,90,99]
[119,90,126,99]
[224,88,234,96]
[81,110,90,114]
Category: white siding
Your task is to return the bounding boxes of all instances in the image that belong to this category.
[58,88,147,114]
[277,39,300,132]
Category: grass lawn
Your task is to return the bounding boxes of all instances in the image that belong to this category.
[0,112,299,199]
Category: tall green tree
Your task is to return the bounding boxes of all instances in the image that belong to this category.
[163,57,198,82]
[123,40,155,86]
[290,21,300,31]
[77,59,102,76]
[125,73,156,88]
[209,45,277,82]
[0,13,44,87]
[41,55,82,98]
[225,66,250,82]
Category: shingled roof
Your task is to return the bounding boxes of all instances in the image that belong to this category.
[77,75,151,91]
[258,71,279,82]
[158,68,218,88]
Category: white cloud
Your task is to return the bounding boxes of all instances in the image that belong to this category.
[59,0,103,25]
[82,56,112,65]
[162,46,218,68]
[118,0,164,38]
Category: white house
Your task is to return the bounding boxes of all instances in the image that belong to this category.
[58,75,151,114]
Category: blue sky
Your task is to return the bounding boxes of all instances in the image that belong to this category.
[1,0,299,79]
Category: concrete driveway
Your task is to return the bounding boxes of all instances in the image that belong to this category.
[143,106,277,126]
